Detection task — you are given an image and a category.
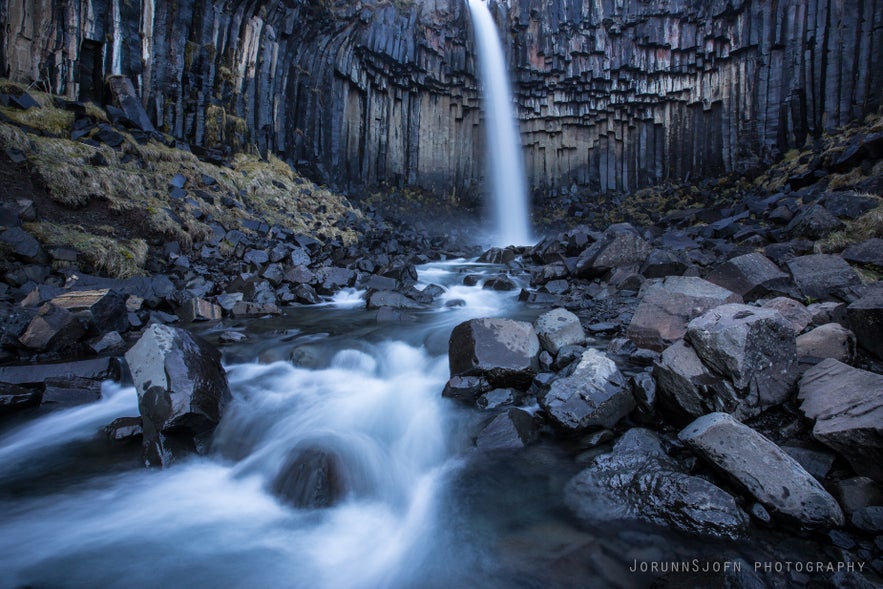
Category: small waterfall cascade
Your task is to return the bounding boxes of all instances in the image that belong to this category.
[466,0,532,247]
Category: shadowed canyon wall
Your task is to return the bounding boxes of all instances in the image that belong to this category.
[2,0,882,196]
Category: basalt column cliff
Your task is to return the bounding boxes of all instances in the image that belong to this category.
[2,0,882,195]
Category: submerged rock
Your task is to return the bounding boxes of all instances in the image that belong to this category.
[679,413,844,527]
[272,446,347,509]
[125,324,230,467]
[565,429,748,539]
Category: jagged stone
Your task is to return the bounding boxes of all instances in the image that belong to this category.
[565,429,749,539]
[653,340,742,423]
[798,359,883,483]
[19,303,85,351]
[539,349,634,432]
[847,290,883,360]
[679,413,844,527]
[448,318,539,389]
[124,324,230,467]
[475,408,538,451]
[626,276,742,351]
[705,253,791,300]
[50,289,128,333]
[686,304,798,409]
[0,227,42,261]
[533,307,585,355]
[574,224,651,278]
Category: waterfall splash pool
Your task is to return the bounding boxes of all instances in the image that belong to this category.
[0,261,829,589]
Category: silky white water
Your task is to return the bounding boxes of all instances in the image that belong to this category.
[467,0,532,247]
[0,262,524,589]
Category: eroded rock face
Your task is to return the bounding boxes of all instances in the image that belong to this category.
[565,429,749,539]
[124,324,231,467]
[679,413,844,528]
[3,0,880,196]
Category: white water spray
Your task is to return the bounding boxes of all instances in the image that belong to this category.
[467,0,531,247]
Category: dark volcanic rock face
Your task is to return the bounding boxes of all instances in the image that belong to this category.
[2,0,880,196]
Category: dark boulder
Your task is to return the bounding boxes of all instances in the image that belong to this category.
[533,307,586,355]
[626,277,742,351]
[799,359,883,483]
[842,238,883,270]
[314,267,356,294]
[104,417,143,443]
[574,223,651,278]
[0,227,43,261]
[51,289,128,333]
[565,429,749,539]
[231,301,282,318]
[366,290,426,310]
[448,318,539,389]
[679,413,844,527]
[539,349,634,432]
[19,303,85,351]
[441,375,492,403]
[847,290,883,360]
[654,340,741,423]
[475,408,538,451]
[41,376,102,408]
[107,76,155,132]
[785,204,845,239]
[796,323,856,363]
[124,324,231,467]
[786,254,862,302]
[686,304,797,411]
[705,252,791,300]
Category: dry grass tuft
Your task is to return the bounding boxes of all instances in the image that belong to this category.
[817,201,883,253]
[25,222,148,278]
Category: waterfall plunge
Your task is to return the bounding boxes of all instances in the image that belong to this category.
[467,0,532,247]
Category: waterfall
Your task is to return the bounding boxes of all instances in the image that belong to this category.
[111,0,123,75]
[467,0,532,247]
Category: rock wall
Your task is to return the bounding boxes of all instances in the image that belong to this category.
[2,0,882,196]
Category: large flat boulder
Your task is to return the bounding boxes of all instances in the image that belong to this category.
[686,304,797,409]
[705,252,791,300]
[539,349,634,432]
[533,308,585,354]
[847,289,883,360]
[679,413,844,527]
[786,254,862,302]
[125,324,231,467]
[626,277,742,351]
[565,429,748,539]
[798,359,883,483]
[448,318,539,389]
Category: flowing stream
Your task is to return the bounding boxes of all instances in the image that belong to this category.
[467,0,532,247]
[0,261,825,588]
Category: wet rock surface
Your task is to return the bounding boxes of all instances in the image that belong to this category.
[679,413,844,528]
[565,429,749,539]
[124,324,231,467]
